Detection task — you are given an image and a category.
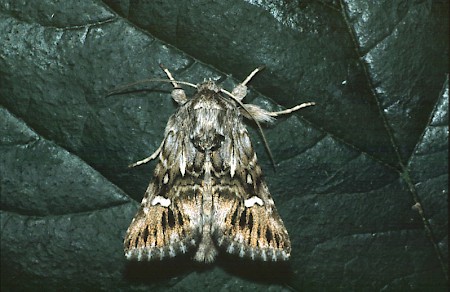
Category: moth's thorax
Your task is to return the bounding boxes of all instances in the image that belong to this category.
[188,90,237,152]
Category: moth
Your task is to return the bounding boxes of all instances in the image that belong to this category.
[123,66,314,263]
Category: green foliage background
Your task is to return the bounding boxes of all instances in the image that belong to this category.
[1,0,448,290]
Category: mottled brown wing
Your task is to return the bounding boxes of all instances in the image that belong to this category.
[212,123,291,261]
[124,127,202,261]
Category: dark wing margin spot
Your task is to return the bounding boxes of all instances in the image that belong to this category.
[142,227,149,245]
[265,228,273,243]
[239,209,247,229]
[178,211,184,226]
[162,211,167,230]
[231,207,239,226]
[168,208,176,228]
[248,212,254,232]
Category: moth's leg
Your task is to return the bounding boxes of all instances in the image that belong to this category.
[128,140,164,168]
[240,101,315,123]
[266,102,315,117]
[231,66,265,100]
[159,64,187,104]
[159,64,178,88]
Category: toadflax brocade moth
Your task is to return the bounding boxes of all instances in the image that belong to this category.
[123,66,314,263]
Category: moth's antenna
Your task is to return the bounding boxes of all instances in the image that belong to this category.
[106,78,197,97]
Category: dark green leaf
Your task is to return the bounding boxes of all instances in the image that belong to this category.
[1,0,448,290]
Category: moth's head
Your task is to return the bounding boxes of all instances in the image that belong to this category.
[197,80,221,94]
